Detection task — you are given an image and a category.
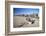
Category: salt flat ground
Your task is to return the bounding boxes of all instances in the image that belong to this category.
[13,16,39,28]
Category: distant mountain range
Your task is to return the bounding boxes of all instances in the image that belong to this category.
[14,14,39,18]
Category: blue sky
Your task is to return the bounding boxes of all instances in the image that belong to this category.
[13,8,39,16]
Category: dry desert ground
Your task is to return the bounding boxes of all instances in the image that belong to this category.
[13,15,39,28]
